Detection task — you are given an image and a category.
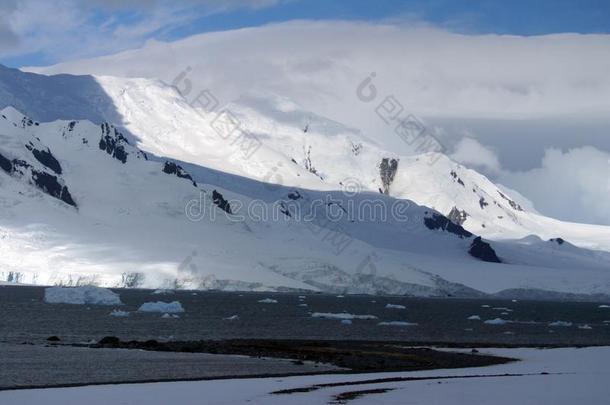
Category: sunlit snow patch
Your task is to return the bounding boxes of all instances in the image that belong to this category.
[44,286,122,305]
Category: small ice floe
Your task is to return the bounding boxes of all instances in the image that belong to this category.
[603,321,610,324]
[298,295,306,299]
[341,319,352,325]
[336,295,345,298]
[511,300,518,303]
[298,303,308,307]
[109,309,129,317]
[223,315,239,321]
[161,313,180,319]
[467,315,481,321]
[44,286,122,305]
[599,305,610,308]
[385,304,406,310]
[378,321,417,326]
[311,312,378,320]
[258,298,278,304]
[578,324,593,330]
[503,331,515,335]
[481,305,491,308]
[138,301,185,313]
[493,307,513,312]
[501,312,510,316]
[151,289,174,295]
[549,321,572,327]
[484,318,509,325]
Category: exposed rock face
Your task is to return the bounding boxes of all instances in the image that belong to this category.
[469,237,501,263]
[0,151,76,207]
[423,212,473,238]
[447,207,469,226]
[212,190,232,214]
[31,170,76,207]
[99,123,130,164]
[450,170,465,187]
[550,238,565,245]
[497,191,524,212]
[26,142,62,174]
[479,197,489,209]
[379,158,398,195]
[287,190,302,200]
[162,161,197,186]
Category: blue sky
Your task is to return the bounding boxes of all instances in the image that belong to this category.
[0,0,609,67]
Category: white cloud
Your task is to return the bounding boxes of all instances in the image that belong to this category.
[500,147,610,225]
[451,137,501,174]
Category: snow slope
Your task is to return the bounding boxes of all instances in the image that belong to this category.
[1,66,610,296]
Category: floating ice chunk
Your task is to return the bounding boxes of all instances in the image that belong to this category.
[152,289,174,295]
[44,286,122,306]
[481,305,491,308]
[161,313,180,319]
[484,318,508,325]
[109,309,129,317]
[385,304,406,310]
[493,307,513,312]
[578,324,593,330]
[312,312,378,320]
[224,315,239,321]
[549,321,572,327]
[258,298,278,304]
[378,321,417,326]
[467,315,481,320]
[298,303,308,307]
[138,301,184,313]
[599,305,610,308]
[336,295,345,298]
[341,320,352,325]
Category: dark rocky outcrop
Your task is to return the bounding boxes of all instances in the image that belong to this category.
[99,123,129,164]
[479,197,489,209]
[424,212,473,238]
[469,237,501,263]
[31,170,76,207]
[287,190,302,200]
[26,142,62,174]
[550,238,565,245]
[450,170,465,186]
[0,151,12,173]
[497,191,524,212]
[447,207,469,226]
[212,190,232,214]
[379,158,398,194]
[162,161,197,186]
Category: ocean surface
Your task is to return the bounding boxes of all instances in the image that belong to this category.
[1,285,610,346]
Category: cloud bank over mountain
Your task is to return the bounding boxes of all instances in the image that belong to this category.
[28,20,610,224]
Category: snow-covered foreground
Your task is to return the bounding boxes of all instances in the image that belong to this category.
[2,347,608,404]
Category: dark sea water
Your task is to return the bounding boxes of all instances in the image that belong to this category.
[1,285,610,346]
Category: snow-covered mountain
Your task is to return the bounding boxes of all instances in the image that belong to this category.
[1,65,610,297]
